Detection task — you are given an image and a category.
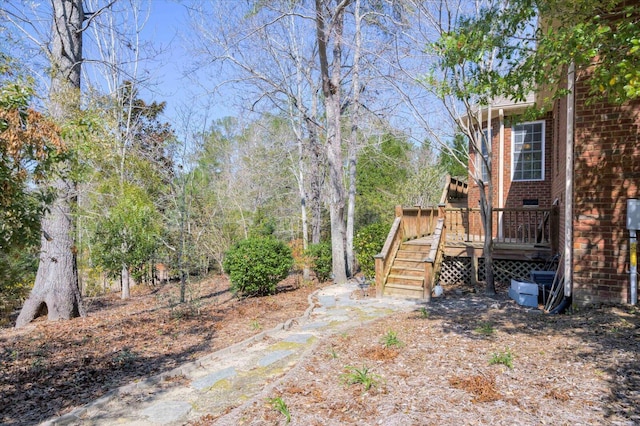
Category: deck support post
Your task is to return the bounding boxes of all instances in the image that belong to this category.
[374,254,384,298]
[423,260,433,302]
[470,250,478,287]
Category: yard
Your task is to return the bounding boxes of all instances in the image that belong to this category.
[222,283,640,425]
[1,276,638,425]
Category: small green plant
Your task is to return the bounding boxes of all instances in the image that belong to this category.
[489,348,513,369]
[475,322,495,336]
[380,330,403,348]
[328,346,338,359]
[418,307,430,318]
[340,365,380,391]
[113,348,138,366]
[250,319,261,330]
[30,357,46,372]
[268,396,291,424]
[4,348,19,361]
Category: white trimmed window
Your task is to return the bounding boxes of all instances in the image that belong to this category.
[512,121,544,181]
[477,128,490,183]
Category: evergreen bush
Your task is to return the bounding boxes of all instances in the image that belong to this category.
[306,242,332,282]
[223,237,293,296]
[354,222,390,278]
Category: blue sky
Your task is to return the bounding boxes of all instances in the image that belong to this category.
[4,0,440,144]
[138,0,234,130]
[2,0,233,130]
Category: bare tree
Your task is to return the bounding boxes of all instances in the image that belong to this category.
[344,0,362,276]
[187,1,327,273]
[314,0,351,283]
[188,1,419,283]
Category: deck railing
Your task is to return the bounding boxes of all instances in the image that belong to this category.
[374,203,559,300]
[444,205,559,252]
[374,205,442,298]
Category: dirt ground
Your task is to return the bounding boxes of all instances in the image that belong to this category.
[1,277,639,426]
[0,275,323,425]
[228,284,640,426]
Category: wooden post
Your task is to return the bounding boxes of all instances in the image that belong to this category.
[416,205,422,238]
[438,204,446,241]
[374,254,384,298]
[470,249,478,287]
[423,261,432,302]
[550,204,560,254]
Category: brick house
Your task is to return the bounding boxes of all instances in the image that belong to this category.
[467,73,640,306]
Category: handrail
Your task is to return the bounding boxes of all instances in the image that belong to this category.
[374,216,402,297]
[374,205,440,297]
[439,175,452,205]
[423,214,446,300]
[443,205,559,251]
[440,175,468,204]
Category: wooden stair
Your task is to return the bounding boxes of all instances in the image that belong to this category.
[383,238,433,299]
[375,176,462,300]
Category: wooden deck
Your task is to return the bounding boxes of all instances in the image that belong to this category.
[406,236,553,261]
[375,177,559,300]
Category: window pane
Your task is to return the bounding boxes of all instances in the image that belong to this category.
[513,122,544,181]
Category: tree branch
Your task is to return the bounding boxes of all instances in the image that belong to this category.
[80,0,117,32]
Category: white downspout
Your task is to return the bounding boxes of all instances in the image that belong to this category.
[487,105,492,239]
[498,108,505,239]
[564,62,575,298]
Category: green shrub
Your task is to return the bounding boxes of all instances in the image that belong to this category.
[354,222,390,278]
[489,348,514,369]
[305,242,332,282]
[223,237,293,297]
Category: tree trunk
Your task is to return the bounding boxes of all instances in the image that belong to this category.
[345,0,362,277]
[306,113,324,245]
[315,0,349,284]
[16,0,85,328]
[15,178,84,326]
[478,182,496,295]
[297,154,311,281]
[121,265,130,299]
[346,145,356,278]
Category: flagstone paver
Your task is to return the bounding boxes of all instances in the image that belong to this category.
[42,281,419,426]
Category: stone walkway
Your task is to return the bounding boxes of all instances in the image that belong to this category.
[42,282,420,425]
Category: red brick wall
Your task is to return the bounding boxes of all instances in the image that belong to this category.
[467,113,554,237]
[571,74,640,305]
[503,112,553,209]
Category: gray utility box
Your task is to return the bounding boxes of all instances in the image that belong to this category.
[531,270,555,303]
[509,280,538,308]
[628,199,640,230]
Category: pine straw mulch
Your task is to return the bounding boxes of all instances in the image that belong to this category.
[217,285,640,426]
[0,274,326,426]
[2,278,640,426]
